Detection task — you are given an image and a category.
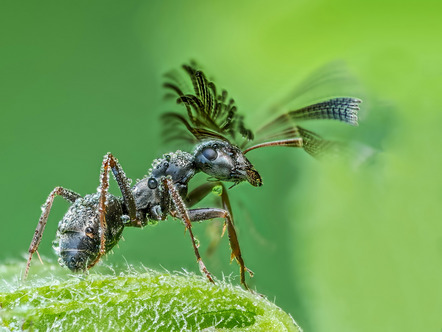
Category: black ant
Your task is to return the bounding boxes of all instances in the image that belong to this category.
[25,63,361,289]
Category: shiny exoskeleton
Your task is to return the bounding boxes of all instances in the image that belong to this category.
[25,140,261,288]
[52,193,124,271]
[25,62,361,289]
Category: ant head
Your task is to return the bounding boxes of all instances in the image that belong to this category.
[194,140,262,187]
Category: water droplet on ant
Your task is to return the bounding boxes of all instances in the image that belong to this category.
[148,178,158,189]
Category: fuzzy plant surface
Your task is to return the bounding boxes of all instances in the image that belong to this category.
[0,262,301,331]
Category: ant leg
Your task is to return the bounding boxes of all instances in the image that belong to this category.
[185,182,234,223]
[107,153,142,227]
[185,181,234,242]
[163,177,214,284]
[24,187,81,280]
[85,153,111,269]
[187,208,253,290]
[185,183,252,289]
[86,152,142,269]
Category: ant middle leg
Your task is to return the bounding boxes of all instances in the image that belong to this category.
[24,187,81,280]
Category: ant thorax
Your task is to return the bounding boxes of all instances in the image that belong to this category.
[131,150,196,223]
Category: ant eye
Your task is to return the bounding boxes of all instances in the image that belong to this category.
[202,147,217,161]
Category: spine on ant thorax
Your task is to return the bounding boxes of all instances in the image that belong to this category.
[131,150,197,222]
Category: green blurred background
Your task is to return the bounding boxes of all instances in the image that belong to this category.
[1,1,441,331]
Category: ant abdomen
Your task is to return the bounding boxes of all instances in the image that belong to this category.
[53,193,125,271]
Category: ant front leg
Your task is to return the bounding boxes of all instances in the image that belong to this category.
[187,207,253,290]
[163,177,215,284]
[24,187,81,280]
[185,182,233,247]
[185,182,253,290]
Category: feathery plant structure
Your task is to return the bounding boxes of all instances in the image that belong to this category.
[0,263,301,331]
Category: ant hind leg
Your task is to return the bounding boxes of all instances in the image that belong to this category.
[24,187,81,280]
[86,153,142,269]
[86,154,112,269]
